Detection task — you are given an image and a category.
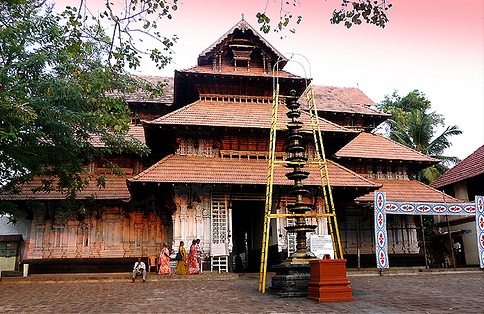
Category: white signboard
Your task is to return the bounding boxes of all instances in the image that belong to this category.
[310,235,334,259]
[211,243,228,256]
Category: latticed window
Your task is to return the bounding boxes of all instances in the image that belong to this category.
[220,131,282,152]
[211,195,228,246]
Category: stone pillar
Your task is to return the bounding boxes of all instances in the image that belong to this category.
[179,194,188,243]
[195,204,203,239]
[227,201,233,254]
[202,186,212,253]
[31,225,45,259]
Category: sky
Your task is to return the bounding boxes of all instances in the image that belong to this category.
[57,0,484,161]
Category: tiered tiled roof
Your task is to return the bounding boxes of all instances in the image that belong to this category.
[145,100,354,133]
[431,145,484,188]
[356,179,460,203]
[128,154,379,189]
[173,70,309,105]
[89,124,145,148]
[309,86,390,117]
[123,76,174,104]
[334,132,438,163]
[2,174,132,201]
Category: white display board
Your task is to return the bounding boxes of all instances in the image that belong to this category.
[310,235,334,259]
[211,243,228,256]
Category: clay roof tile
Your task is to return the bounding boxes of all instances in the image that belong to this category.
[128,154,379,188]
[431,145,484,188]
[335,132,438,163]
[1,174,132,201]
[146,100,355,133]
[309,86,390,117]
[356,179,461,203]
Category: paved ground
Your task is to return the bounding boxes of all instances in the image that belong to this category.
[0,270,483,313]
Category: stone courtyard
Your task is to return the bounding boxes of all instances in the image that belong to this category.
[0,269,482,313]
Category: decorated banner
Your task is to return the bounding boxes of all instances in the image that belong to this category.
[476,196,484,268]
[374,192,388,269]
[374,193,482,269]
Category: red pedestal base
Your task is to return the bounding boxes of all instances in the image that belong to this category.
[307,259,354,302]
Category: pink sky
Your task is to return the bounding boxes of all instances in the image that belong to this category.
[55,0,484,160]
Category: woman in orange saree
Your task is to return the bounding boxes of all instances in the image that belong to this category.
[187,239,200,275]
[158,242,171,275]
[175,241,188,275]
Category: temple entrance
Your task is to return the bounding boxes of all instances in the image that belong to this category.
[231,200,264,272]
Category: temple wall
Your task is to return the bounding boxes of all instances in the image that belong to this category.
[26,206,166,259]
[171,184,212,257]
[170,187,332,260]
[453,181,469,201]
[19,196,421,261]
[340,213,419,255]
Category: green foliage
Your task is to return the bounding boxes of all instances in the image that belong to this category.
[0,201,20,224]
[331,0,392,29]
[380,90,432,114]
[0,1,178,217]
[377,90,462,183]
[100,0,178,70]
[256,0,392,34]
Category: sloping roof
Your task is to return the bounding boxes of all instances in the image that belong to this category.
[179,65,301,79]
[334,132,438,163]
[309,86,390,117]
[198,18,287,67]
[0,235,23,242]
[356,179,461,203]
[145,100,354,133]
[431,145,484,188]
[128,154,379,189]
[1,174,132,201]
[89,124,145,148]
[123,76,174,104]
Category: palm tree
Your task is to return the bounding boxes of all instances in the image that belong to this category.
[379,91,462,184]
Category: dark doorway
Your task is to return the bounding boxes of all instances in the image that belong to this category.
[453,236,466,266]
[231,200,264,272]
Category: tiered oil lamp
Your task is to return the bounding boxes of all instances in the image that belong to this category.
[284,89,317,261]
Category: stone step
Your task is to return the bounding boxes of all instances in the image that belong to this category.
[0,271,239,284]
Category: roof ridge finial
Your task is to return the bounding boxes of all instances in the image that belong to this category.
[241,13,244,20]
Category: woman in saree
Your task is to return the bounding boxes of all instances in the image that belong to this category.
[187,239,200,275]
[175,241,188,275]
[158,242,171,275]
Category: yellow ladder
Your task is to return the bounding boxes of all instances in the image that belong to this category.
[305,86,344,260]
[258,85,343,293]
[258,83,280,293]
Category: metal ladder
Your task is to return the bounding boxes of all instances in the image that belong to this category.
[258,84,343,293]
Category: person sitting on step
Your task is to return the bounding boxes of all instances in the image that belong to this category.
[132,257,146,283]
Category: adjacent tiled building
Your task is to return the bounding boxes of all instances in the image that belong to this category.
[430,145,484,266]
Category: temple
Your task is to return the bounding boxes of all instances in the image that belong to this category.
[0,18,470,273]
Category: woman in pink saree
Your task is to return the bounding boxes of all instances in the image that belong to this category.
[158,242,171,275]
[186,239,200,274]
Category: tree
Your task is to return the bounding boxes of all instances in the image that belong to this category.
[377,90,462,184]
[257,0,392,34]
[0,1,162,218]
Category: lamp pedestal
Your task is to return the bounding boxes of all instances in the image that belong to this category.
[307,259,354,302]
